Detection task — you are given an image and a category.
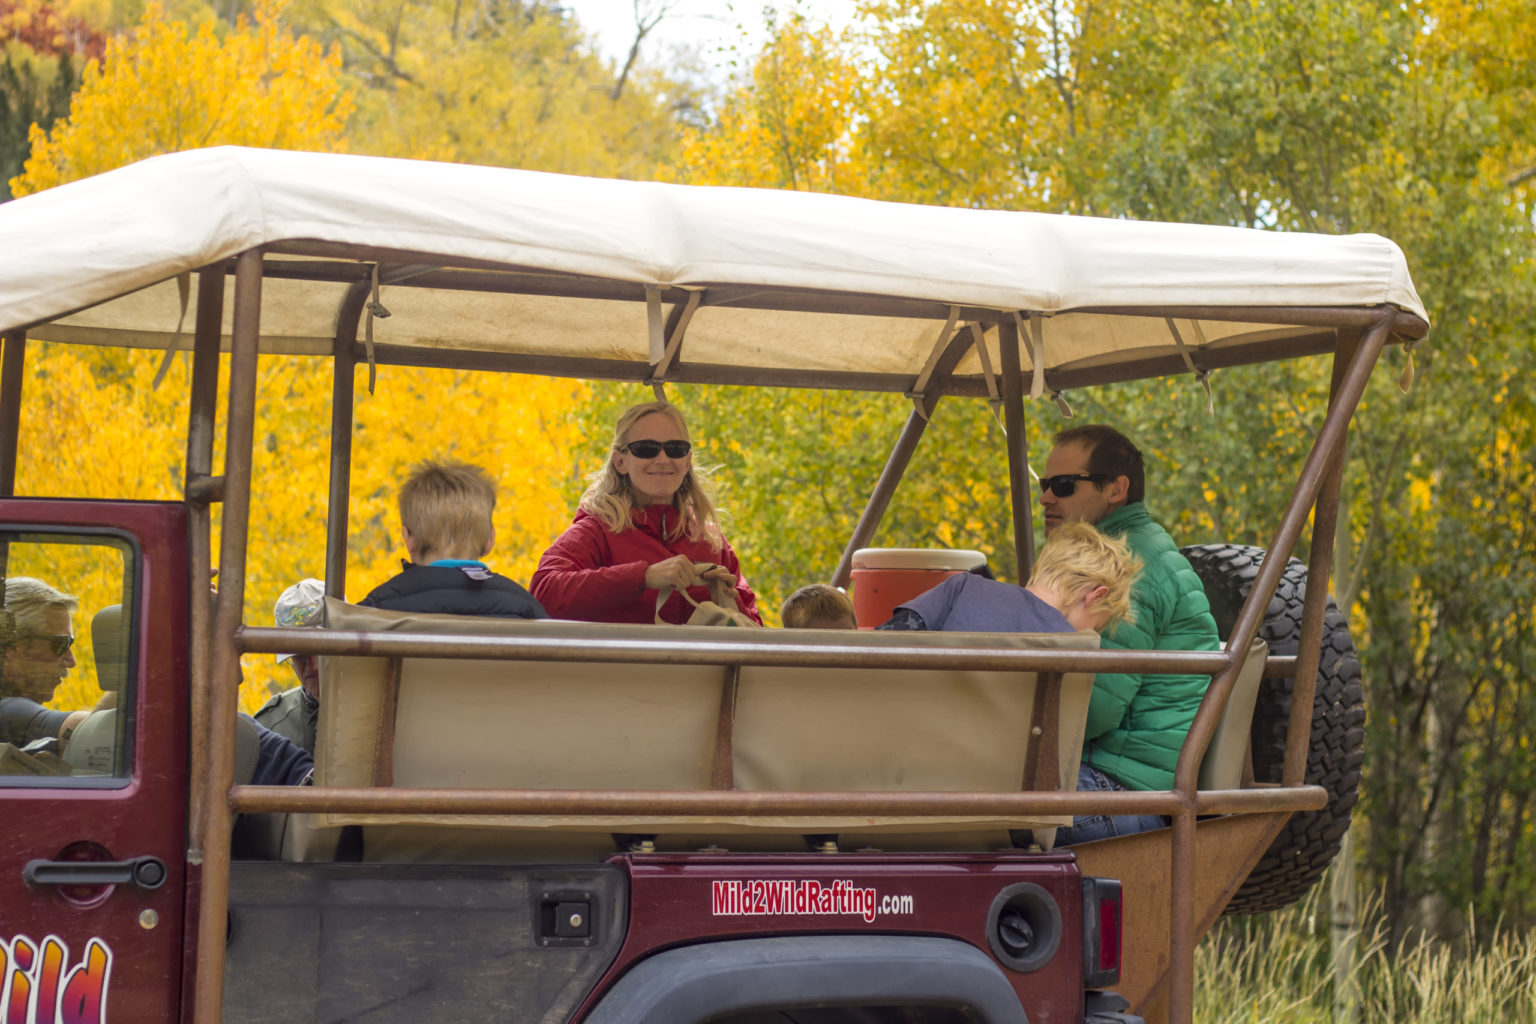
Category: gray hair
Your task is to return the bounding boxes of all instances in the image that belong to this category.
[4,577,79,634]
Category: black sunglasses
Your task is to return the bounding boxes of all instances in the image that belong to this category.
[621,440,692,459]
[1038,473,1109,498]
[23,633,75,656]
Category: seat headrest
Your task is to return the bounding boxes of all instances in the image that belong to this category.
[91,604,127,692]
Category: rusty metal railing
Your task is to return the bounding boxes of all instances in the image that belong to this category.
[184,245,1404,1024]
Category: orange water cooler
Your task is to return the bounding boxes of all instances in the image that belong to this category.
[849,548,988,628]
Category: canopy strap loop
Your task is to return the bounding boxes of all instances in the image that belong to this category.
[649,288,702,388]
[645,285,665,366]
[365,263,392,395]
[970,322,1006,434]
[1013,312,1048,400]
[1164,317,1214,415]
[1190,320,1216,411]
[908,305,961,420]
[150,272,193,391]
[1399,338,1417,394]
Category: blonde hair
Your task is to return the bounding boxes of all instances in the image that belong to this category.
[399,459,497,562]
[1027,522,1141,630]
[781,584,857,629]
[578,401,724,551]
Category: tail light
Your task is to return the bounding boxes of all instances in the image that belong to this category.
[1082,876,1122,988]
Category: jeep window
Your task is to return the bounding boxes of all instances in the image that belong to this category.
[0,532,136,783]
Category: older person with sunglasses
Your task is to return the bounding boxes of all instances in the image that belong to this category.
[0,580,86,739]
[0,577,93,750]
[1037,425,1220,843]
[532,401,763,624]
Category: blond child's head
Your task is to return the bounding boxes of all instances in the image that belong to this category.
[399,459,497,563]
[781,584,857,630]
[1026,521,1141,632]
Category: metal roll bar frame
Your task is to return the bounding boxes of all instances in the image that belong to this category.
[0,242,1424,1024]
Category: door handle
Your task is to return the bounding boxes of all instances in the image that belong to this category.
[24,855,167,890]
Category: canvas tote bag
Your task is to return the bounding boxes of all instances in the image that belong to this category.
[655,566,760,628]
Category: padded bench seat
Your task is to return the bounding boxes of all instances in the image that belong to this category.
[286,599,1103,863]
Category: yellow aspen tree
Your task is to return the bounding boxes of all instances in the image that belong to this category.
[15,349,598,711]
[232,360,595,704]
[10,0,352,195]
[9,0,356,710]
[3,0,629,711]
[670,16,867,195]
[311,0,693,175]
[1416,0,1536,191]
[11,344,192,709]
[343,368,596,599]
[0,0,105,195]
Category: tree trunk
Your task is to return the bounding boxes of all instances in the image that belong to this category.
[1415,695,1464,942]
[1330,830,1360,1024]
[1329,484,1360,1024]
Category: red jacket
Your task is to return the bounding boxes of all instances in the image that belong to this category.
[532,507,763,625]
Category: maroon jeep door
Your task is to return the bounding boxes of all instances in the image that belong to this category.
[0,500,189,1024]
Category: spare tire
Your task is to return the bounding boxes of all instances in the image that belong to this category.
[1178,543,1364,915]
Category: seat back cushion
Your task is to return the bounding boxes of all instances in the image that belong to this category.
[304,601,1100,859]
[1198,636,1269,790]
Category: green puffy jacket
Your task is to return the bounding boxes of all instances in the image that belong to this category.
[1082,503,1220,790]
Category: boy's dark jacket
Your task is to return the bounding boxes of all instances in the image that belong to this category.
[358,562,548,619]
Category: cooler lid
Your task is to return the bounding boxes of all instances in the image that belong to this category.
[851,548,988,571]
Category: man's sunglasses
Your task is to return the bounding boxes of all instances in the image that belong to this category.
[23,633,75,656]
[1039,473,1109,498]
[621,440,692,459]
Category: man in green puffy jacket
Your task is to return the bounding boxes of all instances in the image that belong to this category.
[1040,424,1220,844]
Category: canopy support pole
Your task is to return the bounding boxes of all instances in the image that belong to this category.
[831,410,929,590]
[326,282,368,599]
[1286,328,1358,784]
[830,324,977,589]
[998,316,1035,579]
[184,265,226,858]
[0,331,25,497]
[193,249,263,1024]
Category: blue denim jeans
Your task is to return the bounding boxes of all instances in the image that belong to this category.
[1054,764,1168,846]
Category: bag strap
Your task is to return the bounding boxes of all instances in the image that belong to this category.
[706,575,741,611]
[655,585,705,624]
[655,576,743,624]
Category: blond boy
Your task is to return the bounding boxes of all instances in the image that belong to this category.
[357,459,547,619]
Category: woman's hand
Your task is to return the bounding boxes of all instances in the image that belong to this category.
[697,563,739,590]
[644,555,703,591]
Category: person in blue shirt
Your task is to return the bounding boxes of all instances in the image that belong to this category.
[877,521,1139,635]
[876,522,1151,845]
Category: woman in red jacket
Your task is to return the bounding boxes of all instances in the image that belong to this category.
[531,402,763,624]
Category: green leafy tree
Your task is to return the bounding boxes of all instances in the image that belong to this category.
[671,0,1536,937]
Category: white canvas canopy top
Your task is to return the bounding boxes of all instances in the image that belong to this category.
[0,149,1418,1024]
[0,146,1428,393]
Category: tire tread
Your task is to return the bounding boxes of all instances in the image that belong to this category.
[1179,543,1363,915]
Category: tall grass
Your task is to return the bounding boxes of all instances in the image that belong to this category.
[1194,890,1536,1023]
